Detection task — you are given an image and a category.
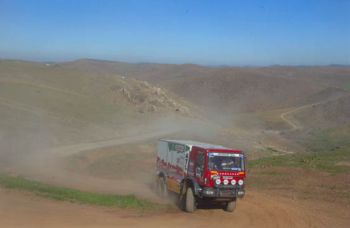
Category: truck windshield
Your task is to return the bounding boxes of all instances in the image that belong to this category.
[208,153,243,171]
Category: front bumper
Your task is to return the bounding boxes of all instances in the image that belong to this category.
[199,186,245,198]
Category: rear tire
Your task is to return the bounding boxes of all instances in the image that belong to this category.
[224,199,236,212]
[156,177,162,194]
[159,177,168,198]
[185,187,196,213]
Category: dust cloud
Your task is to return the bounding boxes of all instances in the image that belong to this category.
[0,108,230,200]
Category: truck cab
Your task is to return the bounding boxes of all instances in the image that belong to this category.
[156,140,246,212]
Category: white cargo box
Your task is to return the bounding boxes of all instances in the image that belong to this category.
[157,139,227,173]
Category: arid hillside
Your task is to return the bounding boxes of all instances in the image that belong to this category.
[61,59,350,114]
[2,59,349,155]
[55,60,350,150]
[1,59,350,228]
[0,59,193,171]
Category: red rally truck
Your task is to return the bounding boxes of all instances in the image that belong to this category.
[156,139,246,212]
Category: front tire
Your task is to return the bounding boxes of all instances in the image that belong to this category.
[185,187,196,213]
[224,199,236,212]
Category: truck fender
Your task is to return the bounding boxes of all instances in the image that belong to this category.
[156,172,167,184]
[157,171,166,179]
[181,178,201,196]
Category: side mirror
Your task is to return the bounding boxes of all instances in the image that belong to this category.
[196,166,203,176]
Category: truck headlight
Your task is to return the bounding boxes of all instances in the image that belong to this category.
[215,179,221,185]
[231,179,236,185]
[223,179,229,185]
[238,179,244,186]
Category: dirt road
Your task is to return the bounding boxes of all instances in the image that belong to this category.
[1,187,349,228]
[280,93,350,130]
[48,128,181,157]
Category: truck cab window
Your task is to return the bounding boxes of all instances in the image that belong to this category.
[208,153,243,171]
[196,153,205,176]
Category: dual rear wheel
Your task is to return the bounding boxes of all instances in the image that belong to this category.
[157,177,168,198]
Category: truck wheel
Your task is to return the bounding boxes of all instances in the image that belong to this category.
[185,187,196,213]
[224,199,236,212]
[159,177,168,198]
[156,177,162,195]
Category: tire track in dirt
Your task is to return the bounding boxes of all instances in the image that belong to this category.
[0,96,117,138]
[0,79,87,97]
[280,93,350,131]
[47,128,182,157]
[0,96,50,116]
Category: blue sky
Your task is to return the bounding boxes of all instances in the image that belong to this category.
[0,0,349,65]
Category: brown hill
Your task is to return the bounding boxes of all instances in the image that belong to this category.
[1,59,349,151]
[58,60,350,115]
[293,94,350,129]
[0,59,192,161]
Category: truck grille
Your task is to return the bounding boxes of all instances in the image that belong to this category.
[219,189,234,197]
